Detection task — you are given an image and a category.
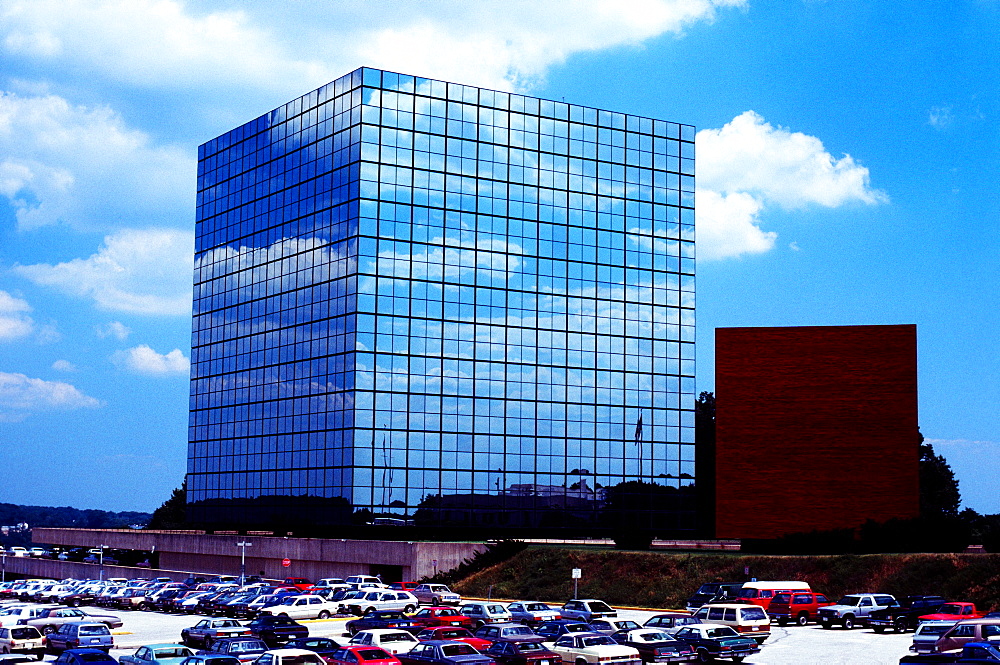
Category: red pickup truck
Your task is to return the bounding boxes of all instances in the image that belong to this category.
[919,602,985,622]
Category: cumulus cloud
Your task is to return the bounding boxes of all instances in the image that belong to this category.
[0,370,101,421]
[0,290,34,340]
[14,228,194,315]
[51,359,76,372]
[0,91,192,230]
[96,321,131,340]
[0,0,746,95]
[696,111,887,260]
[113,344,190,376]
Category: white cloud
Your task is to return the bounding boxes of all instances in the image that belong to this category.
[696,111,887,260]
[14,228,194,315]
[0,0,746,96]
[0,91,193,230]
[0,370,101,421]
[928,105,954,130]
[96,321,131,340]
[0,289,34,340]
[114,344,190,376]
[51,359,76,372]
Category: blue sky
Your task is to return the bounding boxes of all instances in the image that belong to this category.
[0,0,997,514]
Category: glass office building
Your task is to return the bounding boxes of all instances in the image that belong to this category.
[187,67,696,535]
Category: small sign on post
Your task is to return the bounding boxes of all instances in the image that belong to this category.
[282,558,291,568]
[571,568,582,599]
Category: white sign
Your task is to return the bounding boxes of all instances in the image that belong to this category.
[571,568,582,579]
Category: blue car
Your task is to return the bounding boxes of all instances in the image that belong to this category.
[52,648,118,665]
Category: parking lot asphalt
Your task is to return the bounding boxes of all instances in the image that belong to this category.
[12,604,916,665]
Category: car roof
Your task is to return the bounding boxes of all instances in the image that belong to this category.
[260,650,319,656]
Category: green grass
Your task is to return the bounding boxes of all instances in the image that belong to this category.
[451,547,1000,610]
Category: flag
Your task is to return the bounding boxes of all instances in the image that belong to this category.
[634,411,643,446]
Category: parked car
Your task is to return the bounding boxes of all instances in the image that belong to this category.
[284,638,343,662]
[506,605,560,628]
[414,628,491,651]
[245,616,309,649]
[327,645,401,665]
[397,640,494,665]
[900,641,1000,663]
[348,631,420,656]
[410,608,475,630]
[587,621,640,636]
[560,602,616,624]
[345,578,386,590]
[182,619,253,649]
[641,616,701,637]
[200,638,270,664]
[534,622,591,644]
[0,626,45,658]
[43,623,114,654]
[250,649,325,665]
[869,596,949,633]
[412,587,461,608]
[932,619,1000,654]
[461,605,513,629]
[684,585,743,613]
[767,591,835,627]
[909,621,960,655]
[0,606,59,629]
[732,582,810,611]
[181,655,242,665]
[817,594,899,630]
[690,604,770,644]
[346,592,420,617]
[608,628,697,664]
[347,612,420,636]
[389,584,420,593]
[26,607,123,635]
[919,603,986,624]
[473,624,539,645]
[259,596,339,621]
[484,640,559,665]
[120,645,197,665]
[550,632,641,665]
[52,648,118,665]
[672,624,760,664]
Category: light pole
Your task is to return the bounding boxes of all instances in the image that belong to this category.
[1,550,6,583]
[98,544,107,581]
[236,541,252,585]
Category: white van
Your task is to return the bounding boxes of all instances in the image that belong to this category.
[735,581,811,610]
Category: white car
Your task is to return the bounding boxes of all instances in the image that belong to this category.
[250,649,325,665]
[258,595,339,620]
[348,629,420,655]
[345,576,387,589]
[0,606,59,628]
[8,548,28,558]
[345,591,419,616]
[413,584,461,606]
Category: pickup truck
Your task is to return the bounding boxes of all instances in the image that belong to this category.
[899,641,1000,663]
[869,596,948,633]
[919,603,986,623]
[818,594,898,629]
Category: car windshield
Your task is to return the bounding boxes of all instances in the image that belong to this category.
[938,604,962,614]
[380,633,413,643]
[205,659,240,665]
[279,657,322,665]
[356,649,391,661]
[227,642,266,653]
[525,604,550,612]
[836,596,862,607]
[77,654,115,662]
[566,624,589,633]
[637,632,671,642]
[917,624,952,636]
[582,636,615,647]
[79,626,110,636]
[10,628,40,639]
[504,627,533,636]
[441,645,476,656]
[516,643,544,653]
[740,608,767,621]
[588,602,614,613]
[706,628,739,639]
[154,649,191,658]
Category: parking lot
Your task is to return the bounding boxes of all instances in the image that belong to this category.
[55,605,914,665]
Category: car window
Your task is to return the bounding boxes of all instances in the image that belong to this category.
[441,645,475,656]
[554,637,573,647]
[356,649,389,661]
[741,607,767,621]
[792,595,811,604]
[983,625,1000,638]
[707,608,724,621]
[954,625,976,637]
[723,609,736,621]
[875,596,896,606]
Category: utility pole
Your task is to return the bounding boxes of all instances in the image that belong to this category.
[1,550,6,583]
[237,541,252,585]
[98,544,107,581]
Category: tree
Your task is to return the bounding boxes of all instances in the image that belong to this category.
[147,479,187,529]
[919,431,961,519]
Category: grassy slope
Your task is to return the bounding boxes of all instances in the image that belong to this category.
[452,547,1000,610]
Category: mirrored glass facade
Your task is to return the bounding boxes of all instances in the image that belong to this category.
[188,67,697,535]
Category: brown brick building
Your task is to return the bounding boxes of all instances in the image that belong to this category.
[714,325,920,539]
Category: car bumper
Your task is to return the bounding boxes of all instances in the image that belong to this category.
[649,654,698,663]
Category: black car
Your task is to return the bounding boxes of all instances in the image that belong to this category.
[610,629,697,663]
[181,657,241,665]
[672,625,759,663]
[398,640,494,665]
[285,638,343,660]
[197,637,270,664]
[869,596,948,633]
[473,624,541,644]
[245,615,309,648]
[533,621,591,641]
[484,640,559,665]
[347,611,420,636]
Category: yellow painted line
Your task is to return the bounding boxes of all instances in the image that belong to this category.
[113,631,133,635]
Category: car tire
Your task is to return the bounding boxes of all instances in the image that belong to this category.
[404,605,415,614]
[872,626,884,634]
[796,612,809,626]
[366,607,376,615]
[70,599,80,607]
[42,626,57,636]
[894,619,907,633]
[696,648,712,664]
[776,618,787,627]
[575,659,587,665]
[842,616,856,630]
[820,621,832,629]
[432,597,441,605]
[318,611,331,620]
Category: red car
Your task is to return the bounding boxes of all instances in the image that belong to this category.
[411,607,475,630]
[283,578,313,592]
[328,645,402,665]
[390,583,420,592]
[414,627,492,651]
